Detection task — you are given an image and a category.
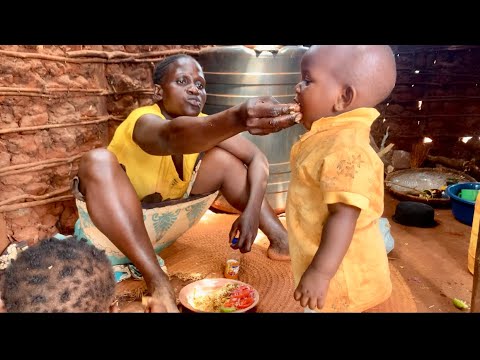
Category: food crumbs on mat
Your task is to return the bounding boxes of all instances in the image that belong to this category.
[171,272,205,282]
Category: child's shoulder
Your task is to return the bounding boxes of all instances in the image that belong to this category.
[328,138,380,162]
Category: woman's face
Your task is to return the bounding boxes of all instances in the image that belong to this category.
[158,57,207,119]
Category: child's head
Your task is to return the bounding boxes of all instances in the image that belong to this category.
[0,236,116,313]
[153,54,207,119]
[295,45,397,129]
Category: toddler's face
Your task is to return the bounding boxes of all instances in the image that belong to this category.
[159,57,207,119]
[294,46,341,130]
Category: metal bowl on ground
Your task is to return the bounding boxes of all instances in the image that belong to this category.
[385,168,476,207]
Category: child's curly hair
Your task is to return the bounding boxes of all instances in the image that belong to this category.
[0,236,115,312]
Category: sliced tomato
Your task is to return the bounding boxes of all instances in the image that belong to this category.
[222,285,255,310]
[237,285,251,292]
[236,296,254,309]
[232,289,250,298]
[231,286,254,299]
[223,299,235,308]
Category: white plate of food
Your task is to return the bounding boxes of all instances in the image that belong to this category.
[178,278,259,313]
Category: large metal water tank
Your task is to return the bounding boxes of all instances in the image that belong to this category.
[198,45,308,213]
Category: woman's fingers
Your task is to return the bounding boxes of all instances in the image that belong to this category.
[247,112,302,135]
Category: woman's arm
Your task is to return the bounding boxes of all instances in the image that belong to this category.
[133,98,300,156]
[214,134,269,252]
[134,105,244,155]
[217,134,268,217]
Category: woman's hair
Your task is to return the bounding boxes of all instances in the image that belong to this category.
[0,236,115,313]
[153,54,197,85]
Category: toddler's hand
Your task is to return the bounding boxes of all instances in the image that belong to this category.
[294,267,331,311]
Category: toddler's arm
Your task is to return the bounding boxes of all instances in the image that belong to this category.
[294,202,360,310]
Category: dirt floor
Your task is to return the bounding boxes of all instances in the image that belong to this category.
[384,193,474,312]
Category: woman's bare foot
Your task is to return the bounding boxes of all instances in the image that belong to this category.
[143,287,179,313]
[256,209,290,261]
[267,242,291,261]
[119,301,144,313]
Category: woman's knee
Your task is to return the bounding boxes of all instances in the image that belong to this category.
[192,148,244,194]
[78,149,119,181]
[203,147,243,169]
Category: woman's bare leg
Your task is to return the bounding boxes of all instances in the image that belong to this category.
[191,147,289,260]
[77,149,178,312]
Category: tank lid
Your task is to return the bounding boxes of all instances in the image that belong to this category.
[247,45,283,52]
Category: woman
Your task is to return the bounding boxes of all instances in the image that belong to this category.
[73,54,301,312]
